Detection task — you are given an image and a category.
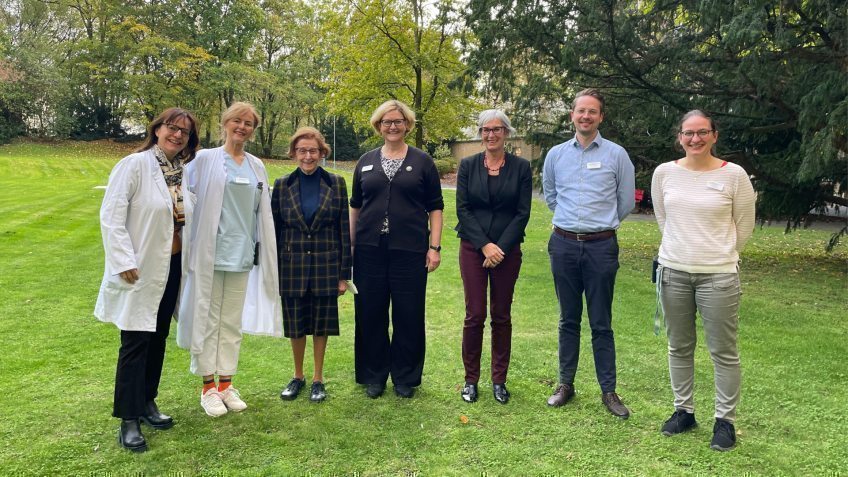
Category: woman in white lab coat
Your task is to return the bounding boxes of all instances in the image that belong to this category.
[95,107,200,453]
[177,101,282,417]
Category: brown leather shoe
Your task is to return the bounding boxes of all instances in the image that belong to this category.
[546,384,575,407]
[601,392,630,419]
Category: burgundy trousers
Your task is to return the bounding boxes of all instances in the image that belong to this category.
[459,239,522,384]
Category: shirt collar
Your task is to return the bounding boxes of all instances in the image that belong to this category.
[570,131,604,150]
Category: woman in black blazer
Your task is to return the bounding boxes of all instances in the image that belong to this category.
[350,100,444,399]
[272,127,351,403]
[455,109,532,404]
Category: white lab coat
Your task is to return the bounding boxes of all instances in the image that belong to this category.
[177,147,282,354]
[94,149,189,331]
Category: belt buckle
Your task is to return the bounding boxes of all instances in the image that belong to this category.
[575,232,588,242]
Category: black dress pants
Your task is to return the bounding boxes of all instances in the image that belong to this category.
[113,253,181,419]
[354,236,427,387]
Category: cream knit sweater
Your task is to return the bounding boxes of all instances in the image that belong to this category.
[651,161,756,273]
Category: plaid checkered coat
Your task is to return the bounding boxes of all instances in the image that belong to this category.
[271,167,352,297]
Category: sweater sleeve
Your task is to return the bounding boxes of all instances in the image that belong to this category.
[732,167,756,252]
[651,164,666,234]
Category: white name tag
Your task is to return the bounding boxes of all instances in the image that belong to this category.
[587,162,601,169]
[707,181,724,191]
[362,165,374,172]
[234,176,250,185]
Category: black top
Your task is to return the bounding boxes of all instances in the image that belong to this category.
[350,146,444,253]
[454,152,532,253]
[299,170,320,226]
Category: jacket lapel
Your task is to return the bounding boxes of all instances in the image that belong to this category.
[149,149,172,206]
[285,173,310,231]
[309,174,334,231]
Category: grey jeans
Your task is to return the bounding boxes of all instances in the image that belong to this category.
[659,266,741,422]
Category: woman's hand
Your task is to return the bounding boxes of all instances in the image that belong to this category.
[426,249,441,273]
[338,280,348,296]
[481,243,504,268]
[119,268,140,284]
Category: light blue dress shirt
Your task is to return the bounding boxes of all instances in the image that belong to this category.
[215,153,259,272]
[542,131,635,233]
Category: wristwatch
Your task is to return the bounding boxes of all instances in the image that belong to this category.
[429,244,441,252]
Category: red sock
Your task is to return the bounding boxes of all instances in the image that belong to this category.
[218,378,232,391]
[202,379,216,393]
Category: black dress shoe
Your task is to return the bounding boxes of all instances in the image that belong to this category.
[118,419,148,453]
[310,381,327,403]
[280,378,306,401]
[140,400,174,430]
[461,382,478,403]
[492,383,510,404]
[394,384,415,398]
[365,383,385,399]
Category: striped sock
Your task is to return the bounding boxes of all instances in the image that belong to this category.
[218,378,232,392]
[202,378,216,393]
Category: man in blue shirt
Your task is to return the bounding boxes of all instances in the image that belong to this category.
[542,88,635,418]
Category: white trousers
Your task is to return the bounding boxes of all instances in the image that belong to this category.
[190,270,249,376]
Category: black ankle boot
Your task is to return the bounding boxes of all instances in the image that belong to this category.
[118,419,148,452]
[140,400,174,430]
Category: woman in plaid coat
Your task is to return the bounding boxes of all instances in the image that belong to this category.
[271,127,352,402]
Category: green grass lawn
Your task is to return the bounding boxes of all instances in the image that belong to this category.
[1,139,846,476]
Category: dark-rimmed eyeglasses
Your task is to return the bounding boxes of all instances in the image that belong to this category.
[480,126,506,136]
[679,129,714,138]
[380,119,406,128]
[164,123,191,136]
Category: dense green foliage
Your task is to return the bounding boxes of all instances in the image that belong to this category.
[1,140,846,474]
[466,0,847,231]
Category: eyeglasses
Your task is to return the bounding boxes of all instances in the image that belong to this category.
[480,126,506,136]
[679,129,715,138]
[380,119,406,128]
[164,123,191,136]
[295,147,321,156]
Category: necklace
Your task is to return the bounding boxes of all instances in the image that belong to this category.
[484,153,505,173]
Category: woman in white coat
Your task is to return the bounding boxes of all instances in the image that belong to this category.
[177,101,282,417]
[95,107,200,453]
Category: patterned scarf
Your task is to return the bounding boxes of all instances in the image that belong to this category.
[379,153,406,234]
[153,145,185,227]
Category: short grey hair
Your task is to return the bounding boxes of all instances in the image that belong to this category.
[477,109,516,136]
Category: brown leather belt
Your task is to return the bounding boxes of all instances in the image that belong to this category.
[553,227,616,242]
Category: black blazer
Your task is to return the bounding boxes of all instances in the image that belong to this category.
[454,152,532,253]
[271,167,352,297]
[350,146,444,253]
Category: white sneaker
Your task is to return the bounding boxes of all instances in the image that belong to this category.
[220,387,247,412]
[200,388,228,417]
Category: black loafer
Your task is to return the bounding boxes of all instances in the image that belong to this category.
[493,383,510,404]
[118,419,147,453]
[394,384,415,398]
[461,382,478,403]
[365,383,385,399]
[310,381,327,403]
[280,378,306,401]
[140,400,174,430]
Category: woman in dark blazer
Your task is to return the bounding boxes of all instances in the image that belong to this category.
[350,100,444,399]
[272,127,351,403]
[455,109,532,404]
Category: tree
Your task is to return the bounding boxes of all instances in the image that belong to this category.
[467,0,847,245]
[322,0,479,148]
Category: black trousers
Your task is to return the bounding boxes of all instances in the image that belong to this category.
[113,253,181,419]
[354,236,427,387]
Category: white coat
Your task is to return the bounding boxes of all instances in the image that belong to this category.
[94,149,190,331]
[177,147,282,354]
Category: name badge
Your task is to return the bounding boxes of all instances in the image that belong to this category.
[234,176,250,185]
[586,162,601,169]
[707,181,724,191]
[362,165,374,172]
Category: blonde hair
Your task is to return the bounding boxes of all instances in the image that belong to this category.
[220,101,260,143]
[369,100,416,135]
[288,126,331,159]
